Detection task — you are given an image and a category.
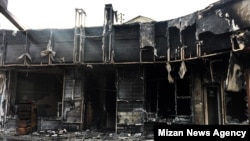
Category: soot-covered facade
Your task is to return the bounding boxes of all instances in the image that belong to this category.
[0,0,249,136]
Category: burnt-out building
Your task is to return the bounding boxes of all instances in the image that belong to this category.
[0,0,249,137]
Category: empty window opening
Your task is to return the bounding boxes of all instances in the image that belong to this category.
[181,24,196,57]
[169,27,181,60]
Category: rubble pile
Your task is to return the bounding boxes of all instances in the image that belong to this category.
[0,128,154,141]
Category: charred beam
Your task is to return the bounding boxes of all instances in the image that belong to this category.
[0,1,27,31]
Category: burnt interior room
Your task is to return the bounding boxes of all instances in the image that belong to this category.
[203,51,249,124]
[225,90,248,124]
[145,64,175,119]
[145,64,192,122]
[198,31,232,54]
[84,68,116,131]
[223,52,248,124]
[181,24,196,57]
[168,27,181,60]
[154,21,168,61]
[113,24,140,62]
[12,70,63,130]
[116,65,145,133]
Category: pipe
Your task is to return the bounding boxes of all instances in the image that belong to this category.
[0,6,26,30]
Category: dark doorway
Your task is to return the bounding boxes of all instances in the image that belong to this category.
[206,86,220,124]
[145,64,175,120]
[84,70,116,131]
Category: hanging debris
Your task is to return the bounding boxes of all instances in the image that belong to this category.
[166,62,174,83]
[225,52,244,92]
[179,61,187,79]
[16,32,32,65]
[17,52,32,64]
[41,30,56,64]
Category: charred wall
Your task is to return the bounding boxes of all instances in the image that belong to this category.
[0,0,250,66]
[83,27,103,62]
[113,24,140,62]
[1,0,250,135]
[116,65,144,133]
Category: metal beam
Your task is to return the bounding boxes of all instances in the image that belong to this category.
[0,5,27,30]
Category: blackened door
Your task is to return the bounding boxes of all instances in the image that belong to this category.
[207,87,220,124]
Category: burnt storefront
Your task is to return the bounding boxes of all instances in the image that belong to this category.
[0,0,249,138]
